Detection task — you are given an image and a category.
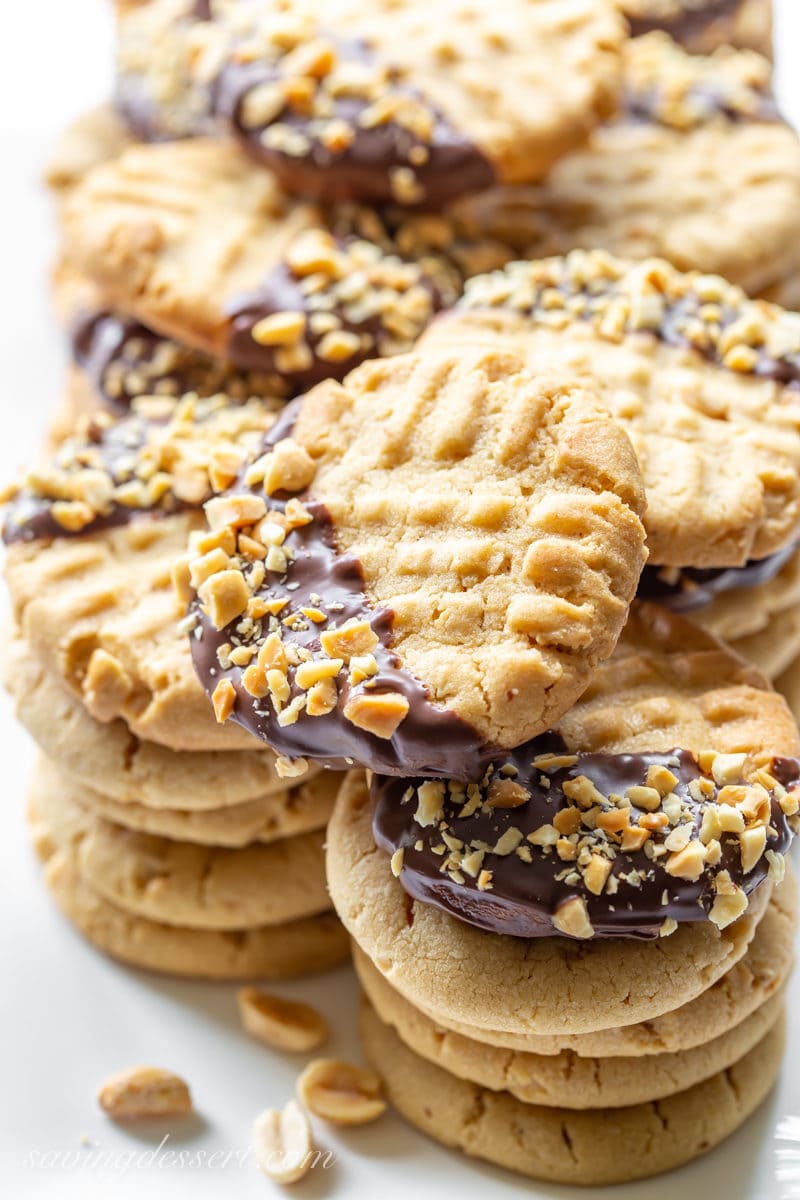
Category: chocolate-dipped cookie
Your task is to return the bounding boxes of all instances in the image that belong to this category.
[114,0,626,205]
[60,140,474,400]
[326,603,799,1035]
[184,348,647,777]
[447,34,800,300]
[421,251,800,572]
[2,392,275,752]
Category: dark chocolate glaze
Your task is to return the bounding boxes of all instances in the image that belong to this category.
[461,271,800,389]
[627,0,742,42]
[372,741,799,939]
[638,540,799,612]
[2,416,188,544]
[190,405,497,779]
[72,310,282,409]
[214,40,496,208]
[224,254,443,393]
[73,311,171,411]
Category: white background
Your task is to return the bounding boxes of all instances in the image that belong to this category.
[2,4,800,1197]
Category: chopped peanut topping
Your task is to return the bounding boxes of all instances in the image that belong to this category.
[211,678,236,723]
[343,691,409,738]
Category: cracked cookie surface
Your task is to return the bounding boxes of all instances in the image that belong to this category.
[360,999,785,1186]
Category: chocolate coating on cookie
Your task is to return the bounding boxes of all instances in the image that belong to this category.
[2,395,270,544]
[372,741,799,939]
[639,541,799,612]
[459,251,800,388]
[223,231,451,393]
[188,405,496,779]
[72,310,284,411]
[215,36,495,208]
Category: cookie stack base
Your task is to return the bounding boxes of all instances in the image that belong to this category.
[26,748,349,980]
[40,850,349,981]
[361,1000,785,1187]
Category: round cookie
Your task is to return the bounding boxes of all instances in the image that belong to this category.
[329,768,773,1037]
[360,1000,786,1187]
[420,251,800,568]
[29,762,331,930]
[187,348,647,776]
[355,947,785,1109]
[623,0,773,57]
[40,849,348,979]
[414,872,796,1055]
[66,772,337,849]
[447,34,799,299]
[2,394,273,753]
[3,634,294,809]
[61,139,465,397]
[370,603,799,941]
[115,0,626,205]
[328,603,799,1035]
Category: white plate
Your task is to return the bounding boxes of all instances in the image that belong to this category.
[2,4,800,1196]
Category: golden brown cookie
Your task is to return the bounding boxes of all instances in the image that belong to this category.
[186,348,646,775]
[369,603,798,941]
[39,848,348,980]
[329,768,773,1037]
[61,139,464,396]
[2,395,272,752]
[355,947,784,1109]
[623,0,773,57]
[327,604,799,1034]
[28,759,332,930]
[447,35,797,298]
[360,999,785,1186]
[115,0,625,204]
[413,872,796,1055]
[3,633,292,808]
[421,251,800,568]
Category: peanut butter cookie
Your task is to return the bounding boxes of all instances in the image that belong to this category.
[39,849,349,979]
[115,0,625,205]
[29,758,332,930]
[424,874,796,1055]
[448,35,799,299]
[360,1000,785,1186]
[186,348,646,775]
[326,603,799,1035]
[421,251,800,568]
[61,140,465,396]
[3,394,273,751]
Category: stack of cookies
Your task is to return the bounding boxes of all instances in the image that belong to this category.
[2,397,348,979]
[5,0,800,1187]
